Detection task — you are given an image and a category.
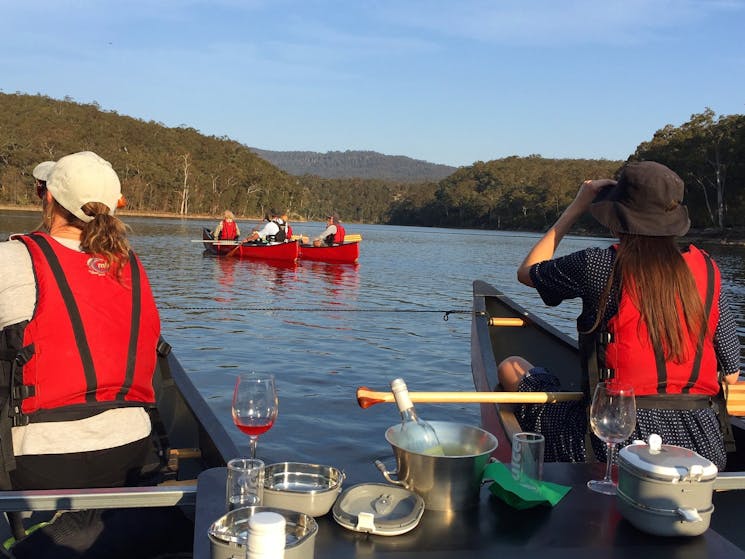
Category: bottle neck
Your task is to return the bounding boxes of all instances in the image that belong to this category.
[399,407,419,422]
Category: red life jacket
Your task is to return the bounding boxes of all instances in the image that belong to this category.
[603,245,720,396]
[218,220,238,240]
[333,223,346,244]
[8,232,160,423]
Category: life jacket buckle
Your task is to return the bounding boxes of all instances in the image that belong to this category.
[11,384,35,400]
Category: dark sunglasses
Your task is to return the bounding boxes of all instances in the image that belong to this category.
[35,180,47,199]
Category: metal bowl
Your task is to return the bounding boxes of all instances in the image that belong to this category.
[208,505,317,559]
[262,462,345,517]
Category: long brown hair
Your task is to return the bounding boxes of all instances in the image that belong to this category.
[593,235,706,363]
[55,200,131,279]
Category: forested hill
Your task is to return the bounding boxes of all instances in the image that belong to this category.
[2,93,742,233]
[250,148,456,182]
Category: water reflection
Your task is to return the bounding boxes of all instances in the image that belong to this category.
[1,212,743,470]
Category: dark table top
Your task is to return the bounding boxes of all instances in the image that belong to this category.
[194,462,745,558]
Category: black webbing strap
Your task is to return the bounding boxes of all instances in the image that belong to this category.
[28,234,98,402]
[118,251,142,401]
[684,254,715,393]
[635,394,711,409]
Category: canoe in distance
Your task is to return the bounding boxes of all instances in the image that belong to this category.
[202,228,300,262]
[299,241,360,264]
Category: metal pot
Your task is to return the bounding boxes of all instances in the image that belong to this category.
[376,420,498,511]
[616,434,718,537]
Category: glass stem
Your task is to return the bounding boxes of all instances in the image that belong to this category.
[249,436,258,459]
[604,442,615,483]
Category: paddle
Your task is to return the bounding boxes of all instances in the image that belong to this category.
[726,383,745,416]
[356,386,584,409]
[343,234,362,242]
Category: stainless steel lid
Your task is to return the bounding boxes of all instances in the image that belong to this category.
[617,434,718,482]
[332,483,425,536]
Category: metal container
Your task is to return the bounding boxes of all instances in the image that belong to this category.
[262,462,345,517]
[377,420,498,511]
[208,505,317,559]
[616,435,718,537]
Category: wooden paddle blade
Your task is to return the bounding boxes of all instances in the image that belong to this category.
[356,387,393,408]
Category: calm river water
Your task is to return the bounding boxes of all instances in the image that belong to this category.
[2,210,744,479]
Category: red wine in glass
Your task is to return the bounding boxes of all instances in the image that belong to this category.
[231,373,278,459]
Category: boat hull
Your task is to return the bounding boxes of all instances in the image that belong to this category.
[470,279,745,467]
[202,228,299,261]
[299,242,359,264]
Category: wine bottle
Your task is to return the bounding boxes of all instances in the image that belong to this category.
[390,378,445,456]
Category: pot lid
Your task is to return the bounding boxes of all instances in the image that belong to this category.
[332,483,425,536]
[618,434,718,482]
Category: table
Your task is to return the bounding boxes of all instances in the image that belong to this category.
[194,463,745,558]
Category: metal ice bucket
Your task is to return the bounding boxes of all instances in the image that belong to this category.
[377,420,498,511]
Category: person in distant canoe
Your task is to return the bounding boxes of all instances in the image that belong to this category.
[281,211,294,241]
[497,161,741,470]
[213,210,240,240]
[312,214,346,247]
[0,152,161,492]
[242,208,287,243]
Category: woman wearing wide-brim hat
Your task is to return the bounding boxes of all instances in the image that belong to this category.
[497,161,741,469]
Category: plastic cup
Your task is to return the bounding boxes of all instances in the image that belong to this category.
[226,458,265,511]
[511,432,545,488]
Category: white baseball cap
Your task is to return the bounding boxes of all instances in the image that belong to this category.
[32,161,56,181]
[46,151,121,223]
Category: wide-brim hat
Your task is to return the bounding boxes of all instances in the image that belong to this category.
[46,151,121,223]
[590,161,690,237]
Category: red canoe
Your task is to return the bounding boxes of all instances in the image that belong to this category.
[202,228,300,262]
[299,242,360,264]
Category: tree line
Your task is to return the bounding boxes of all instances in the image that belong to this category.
[1,93,743,234]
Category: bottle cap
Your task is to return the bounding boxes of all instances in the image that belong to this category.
[248,511,286,536]
[390,378,414,412]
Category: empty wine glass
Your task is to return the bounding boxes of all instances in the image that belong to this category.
[587,381,636,495]
[231,372,279,459]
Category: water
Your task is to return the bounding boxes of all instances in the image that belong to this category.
[2,210,744,480]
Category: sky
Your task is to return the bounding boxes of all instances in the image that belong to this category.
[1,0,744,168]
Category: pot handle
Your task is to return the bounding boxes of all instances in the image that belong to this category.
[714,471,745,491]
[374,459,406,488]
[676,507,703,523]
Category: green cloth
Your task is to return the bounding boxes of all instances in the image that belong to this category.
[482,461,571,510]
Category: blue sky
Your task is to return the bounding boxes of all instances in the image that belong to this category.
[2,0,744,167]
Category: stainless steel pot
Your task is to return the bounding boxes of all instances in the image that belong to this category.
[616,434,718,537]
[376,420,498,511]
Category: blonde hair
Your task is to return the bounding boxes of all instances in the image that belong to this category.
[223,210,235,220]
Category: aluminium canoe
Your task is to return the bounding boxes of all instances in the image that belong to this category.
[0,338,238,553]
[470,279,745,469]
[299,241,360,264]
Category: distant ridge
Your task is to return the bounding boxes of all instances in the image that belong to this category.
[250,148,457,182]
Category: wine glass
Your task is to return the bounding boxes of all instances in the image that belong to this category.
[231,372,279,459]
[587,381,636,495]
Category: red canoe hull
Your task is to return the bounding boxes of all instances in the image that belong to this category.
[299,242,360,264]
[202,228,299,261]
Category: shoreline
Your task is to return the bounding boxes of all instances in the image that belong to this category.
[3,204,744,245]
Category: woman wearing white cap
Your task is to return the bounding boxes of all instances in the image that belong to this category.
[0,151,161,492]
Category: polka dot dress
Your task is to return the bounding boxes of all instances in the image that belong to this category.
[515,245,740,471]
